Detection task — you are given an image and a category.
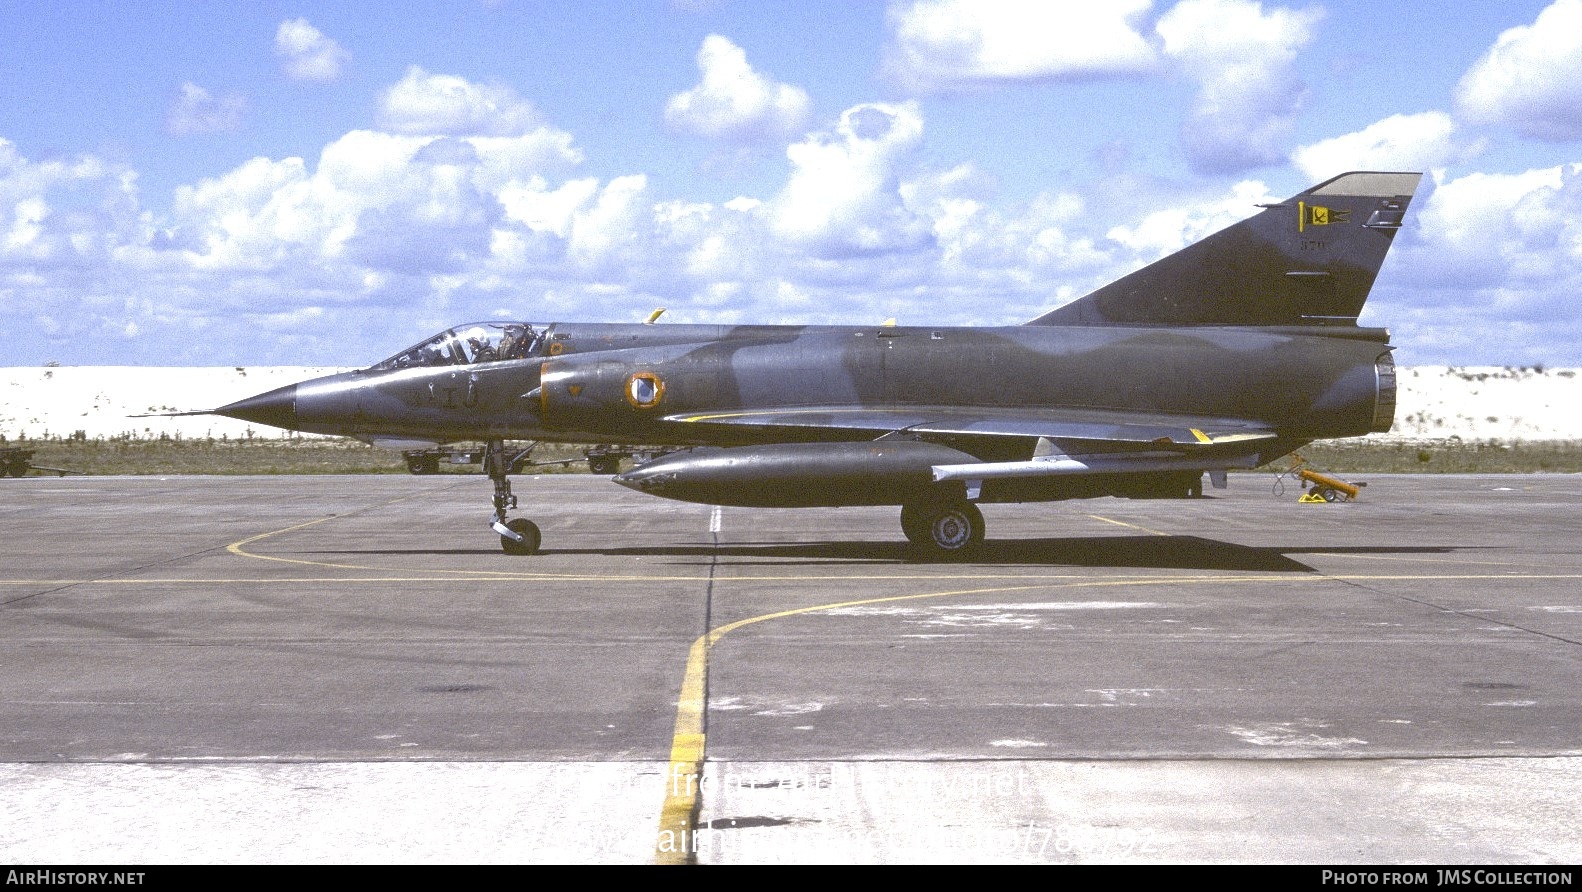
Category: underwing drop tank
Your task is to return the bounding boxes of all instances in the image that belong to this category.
[613,441,978,508]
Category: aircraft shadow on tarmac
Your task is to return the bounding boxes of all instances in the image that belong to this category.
[308,537,1480,573]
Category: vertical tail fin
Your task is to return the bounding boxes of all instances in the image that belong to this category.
[1026,171,1423,326]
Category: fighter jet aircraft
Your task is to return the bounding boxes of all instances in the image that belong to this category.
[202,171,1422,558]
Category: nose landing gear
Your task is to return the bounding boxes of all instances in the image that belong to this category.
[484,438,541,555]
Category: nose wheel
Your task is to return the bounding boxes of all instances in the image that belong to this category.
[498,518,541,555]
[485,439,542,555]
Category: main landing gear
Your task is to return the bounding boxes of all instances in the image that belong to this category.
[485,438,541,555]
[900,499,985,560]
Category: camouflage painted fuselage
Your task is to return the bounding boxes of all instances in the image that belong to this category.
[263,320,1390,453]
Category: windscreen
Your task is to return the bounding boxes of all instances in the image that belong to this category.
[372,322,546,371]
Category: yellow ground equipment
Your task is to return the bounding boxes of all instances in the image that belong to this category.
[1283,454,1365,503]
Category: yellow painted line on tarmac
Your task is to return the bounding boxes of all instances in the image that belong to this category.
[226,515,356,568]
[654,579,1066,864]
[0,576,723,585]
[222,502,1111,584]
[650,567,1582,862]
[1306,550,1580,570]
[224,512,1125,584]
[225,490,441,571]
[1082,516,1580,572]
[11,572,1582,588]
[224,500,1570,585]
[399,573,1046,584]
[0,572,1162,586]
[1087,513,1172,537]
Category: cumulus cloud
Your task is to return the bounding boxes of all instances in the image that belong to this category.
[1156,0,1324,173]
[0,138,142,266]
[1404,166,1582,288]
[1104,178,1273,259]
[378,67,540,136]
[1377,164,1582,363]
[162,155,319,270]
[0,129,1370,363]
[1291,112,1461,181]
[1455,0,1582,142]
[893,170,1116,320]
[44,121,596,363]
[884,0,1157,93]
[665,35,811,143]
[882,0,1326,173]
[167,82,246,135]
[567,174,654,273]
[158,127,581,276]
[497,176,601,239]
[770,102,933,257]
[8,95,1582,368]
[275,18,349,83]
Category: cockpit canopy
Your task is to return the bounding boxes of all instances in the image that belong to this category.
[372,321,548,371]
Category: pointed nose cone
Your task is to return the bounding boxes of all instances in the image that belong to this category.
[215,383,298,431]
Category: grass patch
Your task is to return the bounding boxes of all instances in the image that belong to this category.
[5,435,1582,477]
[1269,439,1582,474]
[2,435,596,476]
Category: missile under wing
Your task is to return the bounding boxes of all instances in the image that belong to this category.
[205,171,1423,558]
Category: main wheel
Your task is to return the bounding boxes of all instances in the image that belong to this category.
[911,501,984,559]
[588,455,620,475]
[500,518,541,555]
[899,504,929,544]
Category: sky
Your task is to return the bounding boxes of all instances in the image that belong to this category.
[3,0,1582,368]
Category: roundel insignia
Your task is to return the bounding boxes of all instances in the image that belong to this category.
[547,341,567,356]
[625,371,664,409]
